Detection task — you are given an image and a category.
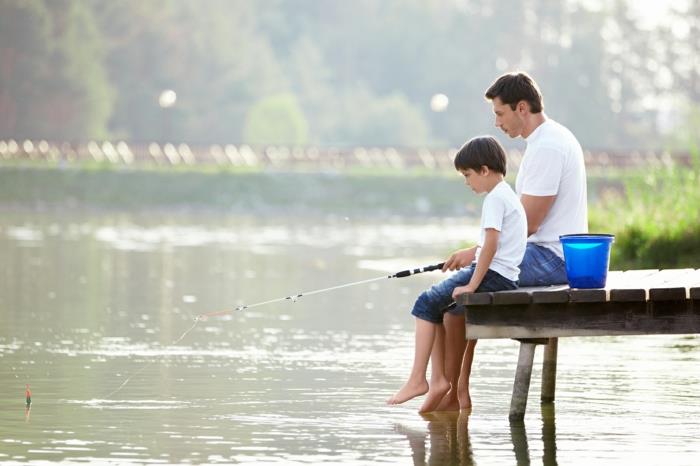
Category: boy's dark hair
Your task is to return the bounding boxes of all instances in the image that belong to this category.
[485,72,543,113]
[454,136,507,176]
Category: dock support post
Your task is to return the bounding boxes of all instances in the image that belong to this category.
[509,341,536,422]
[541,337,558,403]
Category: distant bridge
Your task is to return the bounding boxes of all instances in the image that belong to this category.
[0,139,688,172]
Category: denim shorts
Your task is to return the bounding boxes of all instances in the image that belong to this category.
[518,243,568,286]
[411,264,518,324]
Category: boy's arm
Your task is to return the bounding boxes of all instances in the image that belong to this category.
[442,246,477,271]
[452,228,499,299]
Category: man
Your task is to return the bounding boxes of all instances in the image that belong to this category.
[436,71,588,411]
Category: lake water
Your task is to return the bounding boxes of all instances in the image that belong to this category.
[1,208,699,465]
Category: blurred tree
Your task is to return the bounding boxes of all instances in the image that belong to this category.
[95,0,287,143]
[285,36,335,144]
[1,0,679,149]
[666,0,700,103]
[43,0,114,140]
[92,2,182,142]
[534,4,620,150]
[660,0,700,151]
[0,0,51,138]
[242,93,309,145]
[329,85,431,147]
[599,0,660,148]
[0,0,112,140]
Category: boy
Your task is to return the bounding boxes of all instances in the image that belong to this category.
[387,136,527,413]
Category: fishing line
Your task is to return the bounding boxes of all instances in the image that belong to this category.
[105,319,200,399]
[106,262,444,397]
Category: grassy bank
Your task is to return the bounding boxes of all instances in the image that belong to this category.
[590,154,700,269]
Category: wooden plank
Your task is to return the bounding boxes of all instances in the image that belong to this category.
[463,286,550,306]
[461,269,700,305]
[599,269,657,302]
[568,288,607,302]
[493,290,533,305]
[649,287,687,301]
[464,300,700,339]
[463,292,493,306]
[569,270,641,303]
[649,269,700,301]
[466,325,634,339]
[569,270,624,303]
[514,338,550,345]
[532,285,570,304]
[611,269,688,302]
[691,287,700,300]
[490,285,561,305]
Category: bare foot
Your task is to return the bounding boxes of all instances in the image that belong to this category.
[433,387,460,412]
[387,380,429,405]
[418,378,451,413]
[457,387,472,410]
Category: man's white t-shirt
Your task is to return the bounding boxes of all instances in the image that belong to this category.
[516,119,588,258]
[475,180,527,282]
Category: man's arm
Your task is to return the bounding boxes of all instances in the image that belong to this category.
[521,194,556,236]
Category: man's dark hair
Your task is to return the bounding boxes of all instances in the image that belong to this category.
[485,72,543,113]
[454,136,507,176]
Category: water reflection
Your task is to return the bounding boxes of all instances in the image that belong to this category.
[396,406,559,466]
[396,411,473,466]
[509,405,557,466]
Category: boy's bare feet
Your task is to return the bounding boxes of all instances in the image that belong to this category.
[387,380,429,405]
[433,387,460,412]
[457,384,472,410]
[418,378,451,413]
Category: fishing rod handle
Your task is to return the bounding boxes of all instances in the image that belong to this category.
[393,262,445,278]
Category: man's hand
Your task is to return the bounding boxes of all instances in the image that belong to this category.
[442,247,477,272]
[452,284,477,300]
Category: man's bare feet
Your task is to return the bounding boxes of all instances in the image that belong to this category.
[418,378,451,413]
[387,380,429,405]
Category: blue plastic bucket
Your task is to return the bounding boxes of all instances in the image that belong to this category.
[559,234,615,289]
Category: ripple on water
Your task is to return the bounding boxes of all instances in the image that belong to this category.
[64,399,194,411]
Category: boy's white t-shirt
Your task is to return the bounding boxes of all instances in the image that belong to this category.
[516,119,588,258]
[475,180,527,282]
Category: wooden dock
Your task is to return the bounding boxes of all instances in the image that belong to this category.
[456,268,700,420]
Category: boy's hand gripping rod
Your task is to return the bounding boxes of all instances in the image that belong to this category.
[197,262,445,320]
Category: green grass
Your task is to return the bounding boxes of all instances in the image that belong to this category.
[590,153,700,269]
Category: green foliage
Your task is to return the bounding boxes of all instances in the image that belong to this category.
[589,154,700,268]
[243,93,309,145]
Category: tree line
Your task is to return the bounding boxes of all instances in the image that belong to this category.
[1,0,698,151]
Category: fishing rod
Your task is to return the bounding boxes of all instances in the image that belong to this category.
[107,261,445,398]
[197,262,446,320]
